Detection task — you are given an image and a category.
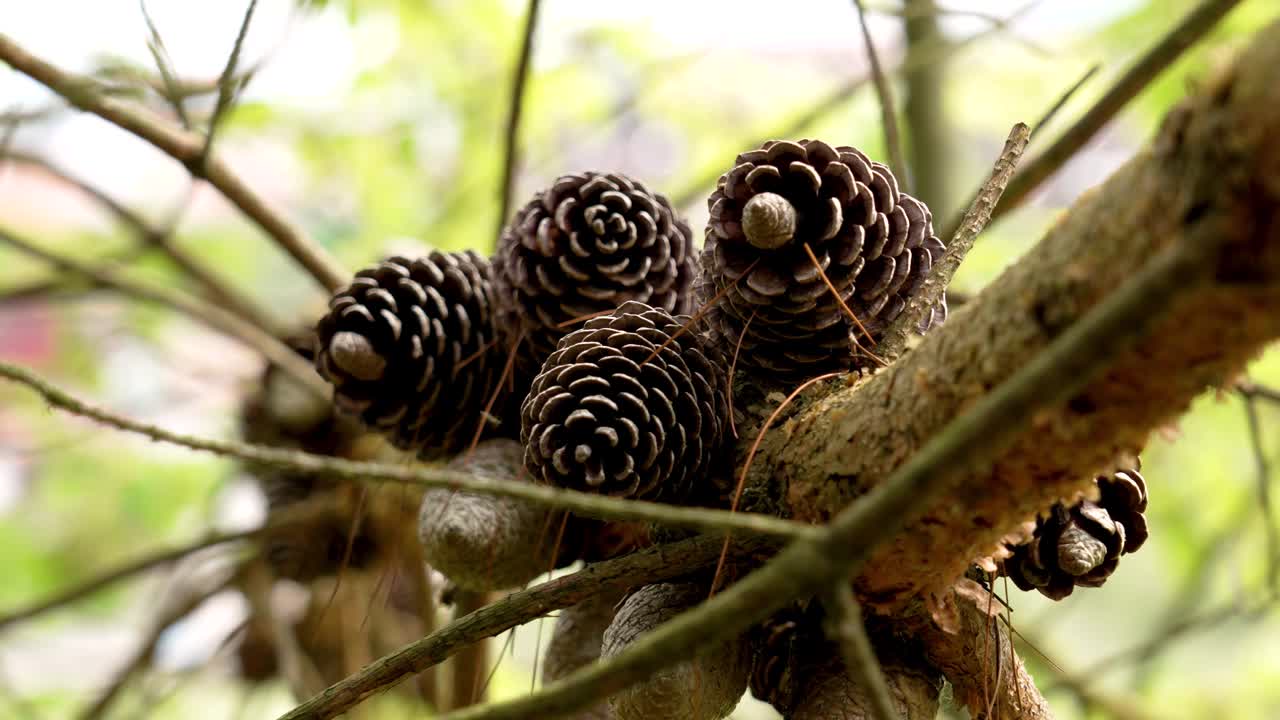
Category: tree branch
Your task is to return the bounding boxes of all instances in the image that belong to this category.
[2,151,279,334]
[493,0,542,249]
[823,583,899,720]
[0,227,323,397]
[0,360,814,540]
[0,497,338,632]
[878,122,1030,359]
[852,0,909,189]
[959,0,1245,236]
[0,31,349,292]
[276,533,778,720]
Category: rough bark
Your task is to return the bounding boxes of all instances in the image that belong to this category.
[906,580,1052,720]
[742,19,1280,609]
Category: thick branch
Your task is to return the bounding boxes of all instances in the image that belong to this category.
[277,534,777,720]
[758,18,1280,607]
[0,360,813,540]
[0,32,349,292]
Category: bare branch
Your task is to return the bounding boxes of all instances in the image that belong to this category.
[975,0,1245,231]
[493,0,542,249]
[1030,63,1102,138]
[275,534,778,720]
[0,31,349,292]
[2,151,279,334]
[668,3,1036,209]
[0,497,338,632]
[201,0,261,166]
[878,122,1030,359]
[852,0,910,190]
[0,227,323,397]
[77,574,235,720]
[139,0,192,129]
[242,560,326,699]
[1242,392,1278,590]
[0,360,814,540]
[823,583,899,720]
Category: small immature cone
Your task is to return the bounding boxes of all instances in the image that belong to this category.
[542,591,626,720]
[1003,466,1150,599]
[418,439,580,591]
[601,583,752,720]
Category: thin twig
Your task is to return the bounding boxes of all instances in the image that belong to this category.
[139,0,192,129]
[852,0,910,190]
[878,122,1030,359]
[668,1,1038,209]
[0,360,815,540]
[274,533,778,720]
[823,583,899,720]
[426,210,1226,720]
[1240,382,1280,404]
[972,0,1245,232]
[2,151,278,334]
[0,227,322,397]
[78,574,234,720]
[0,31,349,291]
[1243,392,1278,590]
[493,0,542,249]
[0,497,338,632]
[242,559,326,700]
[1030,63,1102,137]
[201,0,260,167]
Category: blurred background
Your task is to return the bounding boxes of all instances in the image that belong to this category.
[1,0,1278,718]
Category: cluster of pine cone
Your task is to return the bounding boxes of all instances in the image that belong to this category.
[238,140,1153,718]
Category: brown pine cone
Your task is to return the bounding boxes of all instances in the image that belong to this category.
[520,300,728,502]
[1003,467,1150,600]
[315,251,507,458]
[699,139,946,381]
[493,172,698,379]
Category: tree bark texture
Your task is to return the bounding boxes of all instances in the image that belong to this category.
[743,19,1280,610]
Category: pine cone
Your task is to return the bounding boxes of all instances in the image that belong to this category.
[520,301,728,502]
[315,251,506,458]
[493,172,698,379]
[1003,467,1150,600]
[699,139,946,381]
